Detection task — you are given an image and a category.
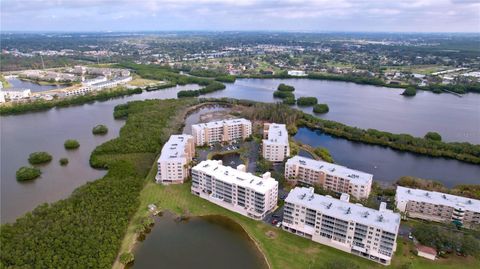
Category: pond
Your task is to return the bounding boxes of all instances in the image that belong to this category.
[131,212,267,269]
[6,77,66,92]
[293,127,480,187]
[212,152,243,168]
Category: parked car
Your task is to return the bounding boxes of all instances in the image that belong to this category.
[271,219,278,225]
[272,214,280,218]
[276,222,282,228]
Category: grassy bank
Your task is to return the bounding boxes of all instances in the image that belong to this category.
[119,174,479,269]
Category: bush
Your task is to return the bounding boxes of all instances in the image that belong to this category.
[92,124,109,135]
[64,139,80,150]
[215,75,236,83]
[119,252,135,265]
[273,91,295,99]
[402,86,417,96]
[314,147,334,163]
[16,166,41,181]
[28,152,53,165]
[313,104,329,114]
[425,131,442,141]
[59,158,69,166]
[282,96,296,105]
[297,97,318,106]
[277,83,295,92]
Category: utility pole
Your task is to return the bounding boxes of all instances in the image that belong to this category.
[40,55,45,70]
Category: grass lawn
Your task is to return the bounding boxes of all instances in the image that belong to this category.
[115,161,480,269]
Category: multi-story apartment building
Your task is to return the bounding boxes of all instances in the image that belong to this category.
[191,118,252,146]
[285,156,373,200]
[283,187,400,265]
[191,159,278,220]
[155,134,195,184]
[262,123,290,162]
[395,186,480,228]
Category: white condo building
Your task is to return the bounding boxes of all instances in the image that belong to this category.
[191,160,278,220]
[283,187,400,265]
[285,156,373,200]
[155,135,195,184]
[191,118,252,146]
[262,123,290,162]
[395,186,480,228]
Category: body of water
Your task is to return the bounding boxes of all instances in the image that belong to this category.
[0,84,199,223]
[6,77,65,92]
[132,212,267,269]
[2,78,479,223]
[204,79,480,144]
[294,127,480,187]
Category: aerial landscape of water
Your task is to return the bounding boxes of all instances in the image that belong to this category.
[1,79,479,224]
[131,213,267,269]
[6,77,65,92]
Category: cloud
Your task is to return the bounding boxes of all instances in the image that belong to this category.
[1,0,479,32]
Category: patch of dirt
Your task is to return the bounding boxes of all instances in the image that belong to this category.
[265,230,277,239]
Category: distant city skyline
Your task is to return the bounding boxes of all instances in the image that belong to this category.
[1,0,479,33]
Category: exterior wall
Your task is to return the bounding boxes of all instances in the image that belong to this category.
[191,120,252,146]
[262,142,290,162]
[285,162,371,200]
[155,136,195,184]
[191,164,278,220]
[282,200,397,265]
[417,251,436,260]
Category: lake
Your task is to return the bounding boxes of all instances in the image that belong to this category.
[131,212,267,269]
[294,127,480,187]
[1,78,479,223]
[6,77,65,92]
[205,79,480,144]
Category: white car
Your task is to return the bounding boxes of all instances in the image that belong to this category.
[276,221,282,228]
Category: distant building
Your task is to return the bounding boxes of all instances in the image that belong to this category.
[82,76,107,86]
[0,91,5,103]
[285,156,373,199]
[288,70,307,77]
[395,186,480,228]
[191,118,252,146]
[283,187,400,265]
[1,89,32,101]
[262,123,290,162]
[191,160,278,220]
[155,135,195,184]
[416,245,437,261]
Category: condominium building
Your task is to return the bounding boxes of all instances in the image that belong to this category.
[285,156,373,200]
[262,123,290,162]
[191,118,252,146]
[155,135,195,184]
[395,186,480,228]
[283,187,400,265]
[191,160,278,220]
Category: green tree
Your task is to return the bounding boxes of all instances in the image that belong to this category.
[425,131,442,141]
[277,83,295,92]
[59,158,69,166]
[92,124,109,135]
[402,86,417,96]
[16,166,41,181]
[28,151,53,165]
[119,252,135,265]
[313,104,329,114]
[296,97,318,106]
[64,139,80,150]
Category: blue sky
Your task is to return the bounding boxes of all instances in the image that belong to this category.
[1,0,479,32]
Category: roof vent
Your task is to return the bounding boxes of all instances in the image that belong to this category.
[378,215,384,222]
[326,203,332,209]
[363,211,370,218]
[346,208,351,215]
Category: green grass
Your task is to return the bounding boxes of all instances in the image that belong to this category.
[117,162,479,269]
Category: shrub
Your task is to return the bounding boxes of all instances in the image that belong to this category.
[16,166,41,181]
[424,131,442,141]
[273,91,295,99]
[64,139,80,150]
[282,96,296,105]
[314,147,334,163]
[92,124,109,135]
[402,86,417,96]
[59,158,69,166]
[277,83,295,92]
[119,252,135,265]
[28,152,53,165]
[313,104,329,114]
[296,97,318,106]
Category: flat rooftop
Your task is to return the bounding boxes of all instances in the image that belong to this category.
[396,186,480,213]
[286,156,373,186]
[193,159,277,194]
[264,123,289,144]
[158,134,193,161]
[192,118,251,129]
[286,187,400,233]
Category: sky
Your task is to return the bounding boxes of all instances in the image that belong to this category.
[1,0,479,33]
